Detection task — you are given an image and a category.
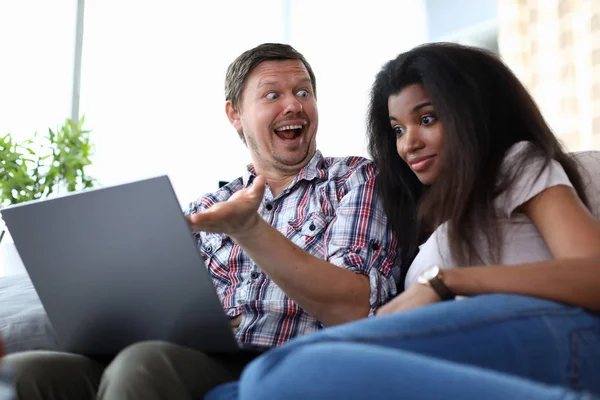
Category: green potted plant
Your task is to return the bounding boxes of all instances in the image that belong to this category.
[0,117,97,245]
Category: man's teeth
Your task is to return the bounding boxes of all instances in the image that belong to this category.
[275,125,303,132]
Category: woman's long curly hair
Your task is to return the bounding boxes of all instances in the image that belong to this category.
[367,43,588,281]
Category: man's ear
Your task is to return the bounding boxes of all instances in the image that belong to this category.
[225,100,242,132]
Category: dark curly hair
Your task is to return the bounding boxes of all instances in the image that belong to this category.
[367,42,588,281]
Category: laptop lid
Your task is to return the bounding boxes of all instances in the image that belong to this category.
[1,176,240,356]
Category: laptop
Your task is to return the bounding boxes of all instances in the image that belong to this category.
[1,176,261,357]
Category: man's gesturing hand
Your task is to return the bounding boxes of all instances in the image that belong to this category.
[187,176,266,238]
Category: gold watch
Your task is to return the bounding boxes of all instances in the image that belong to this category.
[417,265,456,301]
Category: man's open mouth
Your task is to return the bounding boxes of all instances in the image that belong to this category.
[274,124,305,140]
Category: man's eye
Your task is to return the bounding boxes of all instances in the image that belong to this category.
[297,89,309,97]
[421,115,437,125]
[266,92,278,100]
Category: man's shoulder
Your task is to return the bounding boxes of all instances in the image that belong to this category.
[321,155,377,184]
[185,177,245,214]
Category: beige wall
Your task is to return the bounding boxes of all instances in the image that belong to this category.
[497,0,600,152]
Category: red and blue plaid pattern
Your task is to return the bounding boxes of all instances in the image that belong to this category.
[186,151,400,347]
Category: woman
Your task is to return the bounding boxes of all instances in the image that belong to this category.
[203,42,600,399]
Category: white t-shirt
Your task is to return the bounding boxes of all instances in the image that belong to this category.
[405,141,574,289]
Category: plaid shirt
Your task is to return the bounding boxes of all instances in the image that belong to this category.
[186,151,399,347]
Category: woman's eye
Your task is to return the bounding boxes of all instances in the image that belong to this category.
[297,89,309,98]
[266,92,278,100]
[392,126,405,136]
[421,115,437,125]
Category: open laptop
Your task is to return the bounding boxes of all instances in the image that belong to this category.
[1,176,260,357]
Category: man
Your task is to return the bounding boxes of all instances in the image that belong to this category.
[3,43,400,399]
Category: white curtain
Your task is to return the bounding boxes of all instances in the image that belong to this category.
[0,1,76,139]
[79,0,428,204]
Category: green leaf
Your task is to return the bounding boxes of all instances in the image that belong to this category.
[0,117,97,208]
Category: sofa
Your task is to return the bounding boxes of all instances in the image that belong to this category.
[0,151,599,355]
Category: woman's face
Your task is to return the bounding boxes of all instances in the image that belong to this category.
[388,83,445,185]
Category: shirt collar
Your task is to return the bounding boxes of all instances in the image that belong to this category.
[242,150,328,188]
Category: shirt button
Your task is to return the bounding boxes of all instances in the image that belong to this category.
[309,224,316,231]
[205,245,213,253]
[250,271,260,279]
[265,204,273,211]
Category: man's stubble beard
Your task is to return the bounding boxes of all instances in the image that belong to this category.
[246,132,317,174]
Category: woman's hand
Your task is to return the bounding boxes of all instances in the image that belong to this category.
[376,283,441,316]
[186,176,266,239]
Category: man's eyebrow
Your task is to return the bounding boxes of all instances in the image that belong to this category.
[256,79,279,88]
[296,77,312,86]
[256,77,312,89]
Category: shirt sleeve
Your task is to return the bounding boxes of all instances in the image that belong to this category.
[495,142,574,218]
[184,192,223,250]
[324,161,400,316]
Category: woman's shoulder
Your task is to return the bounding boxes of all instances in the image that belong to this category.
[505,140,533,157]
[496,141,573,218]
[501,141,541,168]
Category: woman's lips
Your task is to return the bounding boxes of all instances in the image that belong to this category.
[409,155,435,172]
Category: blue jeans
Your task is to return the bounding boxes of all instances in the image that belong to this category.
[206,294,600,399]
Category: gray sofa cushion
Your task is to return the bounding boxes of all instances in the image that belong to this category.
[574,151,600,218]
[0,273,59,354]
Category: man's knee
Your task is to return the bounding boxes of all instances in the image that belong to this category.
[101,341,233,399]
[3,351,103,400]
[102,341,171,381]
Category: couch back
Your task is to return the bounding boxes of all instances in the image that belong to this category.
[573,151,600,218]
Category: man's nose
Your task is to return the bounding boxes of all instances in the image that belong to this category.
[283,96,303,115]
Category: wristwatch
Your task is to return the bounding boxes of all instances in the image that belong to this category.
[418,265,456,301]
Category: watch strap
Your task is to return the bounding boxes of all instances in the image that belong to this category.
[428,276,456,301]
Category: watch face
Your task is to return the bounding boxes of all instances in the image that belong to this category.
[421,266,440,281]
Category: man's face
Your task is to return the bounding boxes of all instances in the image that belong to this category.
[227,60,318,176]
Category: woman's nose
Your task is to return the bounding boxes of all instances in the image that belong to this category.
[402,127,423,153]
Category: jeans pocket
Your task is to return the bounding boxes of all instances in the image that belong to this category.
[569,325,600,393]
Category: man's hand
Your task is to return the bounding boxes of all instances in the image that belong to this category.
[230,315,242,333]
[187,176,266,238]
[376,283,441,316]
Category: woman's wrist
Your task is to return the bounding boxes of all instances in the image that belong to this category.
[442,268,469,297]
[443,266,502,297]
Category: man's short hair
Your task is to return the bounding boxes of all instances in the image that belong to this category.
[225,43,317,110]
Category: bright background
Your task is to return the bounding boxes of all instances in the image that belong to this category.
[1,0,495,205]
